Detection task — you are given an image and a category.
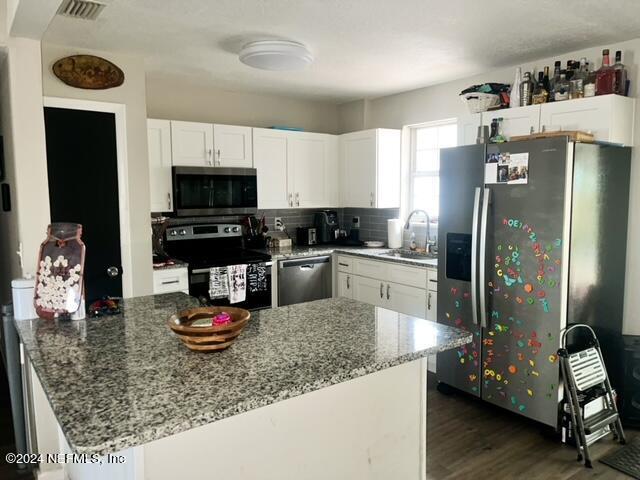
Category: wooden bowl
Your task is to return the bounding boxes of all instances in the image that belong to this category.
[168,306,250,352]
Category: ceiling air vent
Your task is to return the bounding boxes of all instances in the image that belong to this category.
[57,0,106,20]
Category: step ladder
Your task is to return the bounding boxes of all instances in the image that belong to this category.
[558,324,626,468]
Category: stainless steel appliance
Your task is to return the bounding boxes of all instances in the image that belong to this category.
[278,256,332,306]
[164,223,272,310]
[296,227,317,246]
[172,167,257,216]
[314,210,339,243]
[437,138,630,428]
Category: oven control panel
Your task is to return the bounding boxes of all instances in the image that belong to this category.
[166,224,242,241]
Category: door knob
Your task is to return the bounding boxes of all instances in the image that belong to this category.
[107,266,120,278]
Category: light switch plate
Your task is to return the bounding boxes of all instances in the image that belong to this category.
[351,216,360,228]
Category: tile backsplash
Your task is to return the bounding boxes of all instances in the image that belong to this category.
[158,207,404,245]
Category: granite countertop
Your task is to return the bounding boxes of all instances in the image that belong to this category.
[260,245,438,268]
[15,294,469,456]
[152,258,188,271]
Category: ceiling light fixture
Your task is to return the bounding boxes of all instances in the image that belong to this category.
[239,40,313,71]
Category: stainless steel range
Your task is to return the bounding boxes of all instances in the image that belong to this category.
[164,223,272,310]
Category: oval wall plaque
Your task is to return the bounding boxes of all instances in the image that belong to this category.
[53,55,125,90]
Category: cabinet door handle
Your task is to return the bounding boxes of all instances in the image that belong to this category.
[167,193,171,210]
[380,282,384,298]
[207,149,213,165]
[370,192,374,207]
[386,284,390,300]
[288,193,293,207]
[338,262,349,267]
[295,192,300,207]
[346,275,350,289]
[428,292,432,310]
[161,279,180,285]
[216,149,221,166]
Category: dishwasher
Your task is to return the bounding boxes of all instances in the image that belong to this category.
[278,255,332,306]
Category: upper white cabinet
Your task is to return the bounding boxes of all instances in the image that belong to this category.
[147,119,173,213]
[340,129,401,208]
[463,94,635,146]
[539,94,635,146]
[213,124,253,167]
[253,128,290,209]
[170,122,253,167]
[253,128,338,209]
[457,113,482,146]
[170,121,214,166]
[481,104,541,139]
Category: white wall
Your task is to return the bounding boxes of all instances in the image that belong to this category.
[0,37,50,304]
[146,73,340,134]
[41,42,154,297]
[349,37,640,335]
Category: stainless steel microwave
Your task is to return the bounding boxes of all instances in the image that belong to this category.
[172,167,258,216]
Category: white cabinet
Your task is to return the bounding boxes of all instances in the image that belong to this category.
[338,254,436,318]
[340,129,401,208]
[539,94,635,146]
[426,290,436,321]
[253,128,338,209]
[457,113,482,146]
[147,119,173,213]
[387,282,427,318]
[482,104,541,139]
[253,128,290,209]
[171,122,254,167]
[153,268,189,295]
[337,272,354,299]
[213,124,253,167]
[170,121,214,166]
[353,275,386,308]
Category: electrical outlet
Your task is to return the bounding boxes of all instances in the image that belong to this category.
[275,217,284,231]
[351,216,360,228]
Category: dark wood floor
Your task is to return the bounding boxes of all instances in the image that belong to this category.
[426,374,638,480]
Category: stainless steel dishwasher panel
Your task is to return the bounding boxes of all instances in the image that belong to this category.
[278,255,332,306]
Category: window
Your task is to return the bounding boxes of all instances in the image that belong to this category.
[409,121,457,220]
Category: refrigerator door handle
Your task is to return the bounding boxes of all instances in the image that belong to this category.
[479,187,491,329]
[471,187,482,326]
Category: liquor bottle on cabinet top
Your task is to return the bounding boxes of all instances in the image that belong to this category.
[584,62,596,97]
[510,67,522,108]
[542,66,551,94]
[550,60,562,101]
[569,57,587,99]
[554,72,570,101]
[520,71,535,106]
[532,71,549,104]
[596,49,615,96]
[613,50,628,96]
[565,60,575,81]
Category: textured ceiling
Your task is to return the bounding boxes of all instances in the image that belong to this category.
[43,0,640,103]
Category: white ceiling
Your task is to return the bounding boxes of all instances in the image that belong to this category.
[43,0,640,103]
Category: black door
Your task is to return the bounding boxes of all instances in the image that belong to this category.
[44,107,123,303]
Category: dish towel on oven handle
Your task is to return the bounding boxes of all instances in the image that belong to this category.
[208,266,229,299]
[227,264,247,304]
[247,264,268,293]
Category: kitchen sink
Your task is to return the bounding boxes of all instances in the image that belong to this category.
[381,249,437,260]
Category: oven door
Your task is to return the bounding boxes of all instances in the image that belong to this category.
[172,166,257,216]
[189,262,273,311]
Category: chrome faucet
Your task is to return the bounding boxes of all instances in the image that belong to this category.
[404,209,434,252]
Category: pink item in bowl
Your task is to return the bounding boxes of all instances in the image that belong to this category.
[212,312,232,326]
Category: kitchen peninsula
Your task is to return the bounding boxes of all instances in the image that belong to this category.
[15,293,471,480]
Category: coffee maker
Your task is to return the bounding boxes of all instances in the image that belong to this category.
[314,210,339,244]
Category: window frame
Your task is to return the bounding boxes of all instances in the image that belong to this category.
[407,119,458,221]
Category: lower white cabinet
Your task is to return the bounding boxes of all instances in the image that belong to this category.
[337,272,354,299]
[336,254,437,319]
[426,290,437,321]
[147,119,173,213]
[386,282,427,318]
[153,268,189,295]
[352,275,386,308]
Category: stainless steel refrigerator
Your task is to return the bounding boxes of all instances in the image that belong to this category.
[436,137,630,428]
